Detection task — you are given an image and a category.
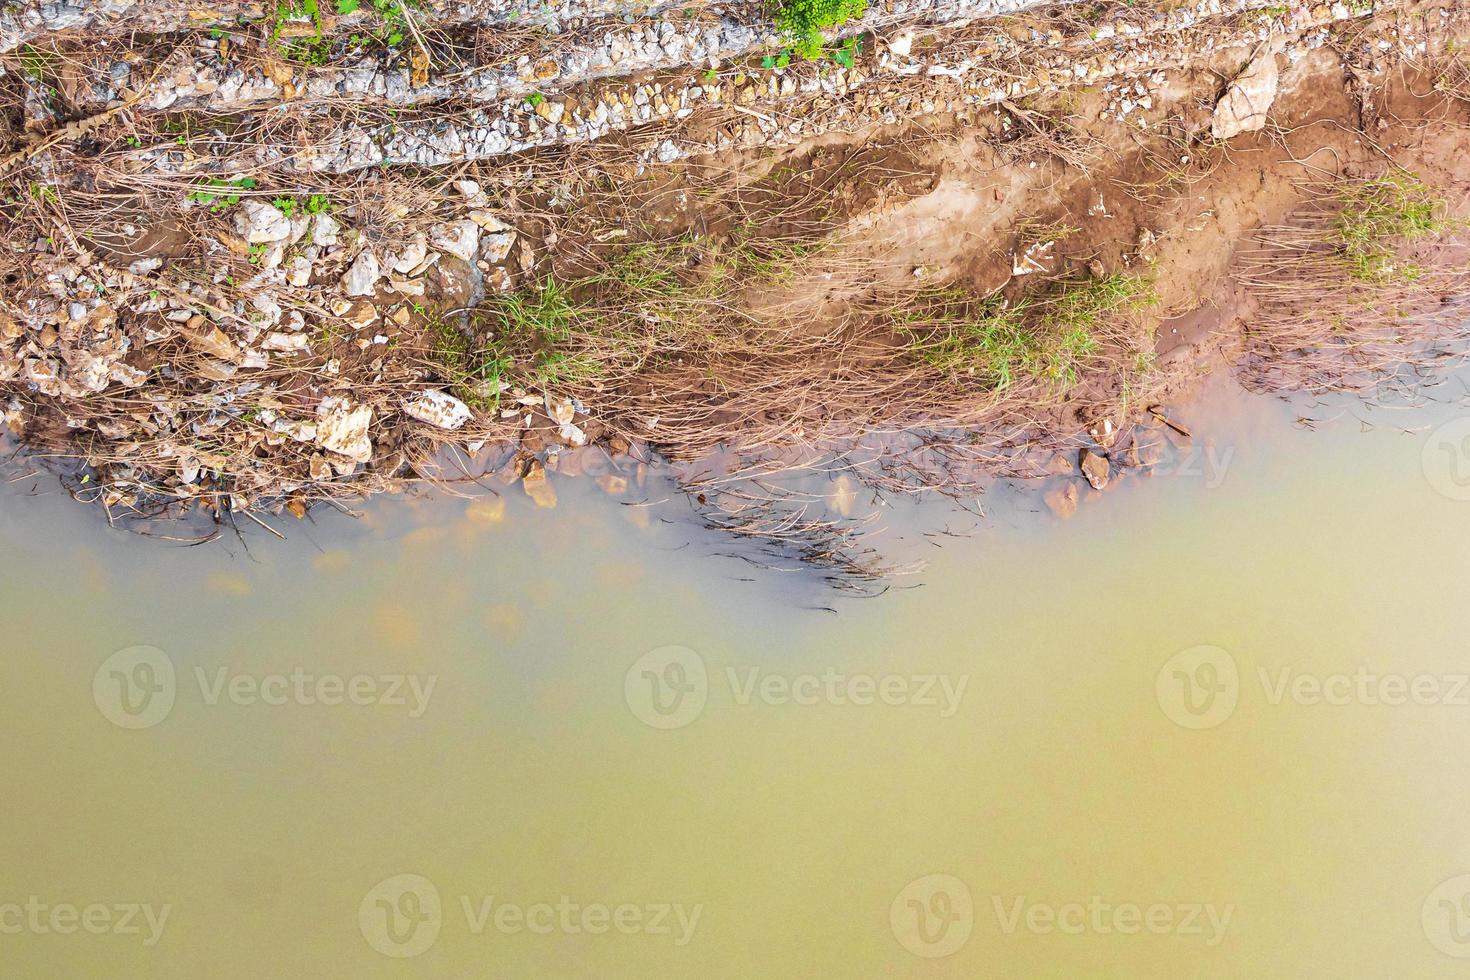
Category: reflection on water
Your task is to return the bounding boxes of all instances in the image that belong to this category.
[7,375,1470,976]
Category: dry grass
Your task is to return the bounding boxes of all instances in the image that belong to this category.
[1236,170,1470,394]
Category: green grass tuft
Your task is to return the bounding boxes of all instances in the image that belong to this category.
[901,273,1156,391]
[1332,171,1453,282]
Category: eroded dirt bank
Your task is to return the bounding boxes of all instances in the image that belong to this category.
[0,0,1468,571]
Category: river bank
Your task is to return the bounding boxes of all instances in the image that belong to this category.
[0,0,1467,559]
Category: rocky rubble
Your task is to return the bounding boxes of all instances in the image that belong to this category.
[0,167,547,506]
[0,0,679,55]
[61,0,1453,177]
[0,0,1463,517]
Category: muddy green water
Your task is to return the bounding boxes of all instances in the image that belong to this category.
[7,375,1470,977]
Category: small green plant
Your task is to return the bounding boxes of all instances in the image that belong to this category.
[831,36,861,68]
[527,92,545,108]
[304,193,333,215]
[27,182,59,205]
[901,273,1156,391]
[773,0,866,61]
[17,44,53,84]
[422,279,607,405]
[187,177,257,212]
[272,196,298,218]
[1332,171,1453,281]
[339,0,419,48]
[423,310,507,409]
[272,0,332,64]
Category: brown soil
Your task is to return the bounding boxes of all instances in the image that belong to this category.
[1,4,1469,583]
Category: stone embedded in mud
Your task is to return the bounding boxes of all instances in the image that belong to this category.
[263,331,309,353]
[522,459,557,509]
[887,30,915,57]
[487,266,514,294]
[107,361,147,388]
[429,220,481,261]
[403,389,473,430]
[343,301,378,330]
[1044,481,1079,518]
[287,256,313,287]
[386,233,429,274]
[1079,449,1111,491]
[24,358,60,395]
[482,231,516,265]
[1212,52,1279,140]
[342,250,381,297]
[1089,417,1118,449]
[234,201,293,244]
[180,316,240,362]
[311,212,341,248]
[558,421,588,447]
[596,474,628,496]
[546,394,576,426]
[465,496,506,527]
[315,395,373,463]
[468,210,511,234]
[1012,240,1056,276]
[71,353,111,393]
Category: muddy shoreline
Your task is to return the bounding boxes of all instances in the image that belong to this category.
[0,0,1468,571]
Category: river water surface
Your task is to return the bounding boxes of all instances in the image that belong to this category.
[6,374,1470,977]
